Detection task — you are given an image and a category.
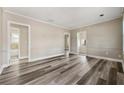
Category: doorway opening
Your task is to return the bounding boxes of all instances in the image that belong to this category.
[10,27,20,62]
[64,32,70,57]
[77,31,87,55]
[8,21,31,65]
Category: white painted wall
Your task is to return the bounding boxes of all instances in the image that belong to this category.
[2,11,68,66]
[123,14,124,60]
[0,8,2,67]
[70,18,123,60]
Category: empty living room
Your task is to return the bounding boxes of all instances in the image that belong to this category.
[0,7,124,85]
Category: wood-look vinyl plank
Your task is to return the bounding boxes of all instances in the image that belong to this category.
[0,66,51,84]
[96,78,106,85]
[0,56,80,85]
[1,63,68,85]
[76,59,104,85]
[77,59,100,76]
[53,59,99,84]
[65,74,81,85]
[0,56,78,81]
[66,59,100,85]
[108,68,117,85]
[2,56,68,74]
[35,63,81,85]
[86,60,107,85]
[0,64,52,81]
[0,55,123,85]
[117,62,123,73]
[99,61,112,84]
[117,72,124,85]
[53,64,82,84]
[26,61,81,85]
[25,66,65,85]
[64,60,100,85]
[5,55,75,71]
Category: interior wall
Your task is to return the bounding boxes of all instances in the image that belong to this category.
[123,14,124,60]
[78,31,87,54]
[0,8,2,67]
[11,24,28,58]
[2,11,68,65]
[70,18,123,60]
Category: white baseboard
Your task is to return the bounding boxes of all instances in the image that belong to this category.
[0,53,65,72]
[19,56,28,59]
[29,53,64,62]
[0,66,3,75]
[70,52,78,55]
[0,61,23,74]
[0,64,10,75]
[87,55,123,62]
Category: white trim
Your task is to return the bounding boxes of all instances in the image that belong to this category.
[19,56,28,59]
[69,16,122,30]
[0,66,3,75]
[0,64,10,75]
[87,55,123,62]
[64,32,70,52]
[0,53,64,74]
[77,31,87,54]
[30,53,64,62]
[7,21,31,65]
[3,9,122,30]
[10,27,21,59]
[2,61,20,69]
[3,10,69,30]
[70,52,78,55]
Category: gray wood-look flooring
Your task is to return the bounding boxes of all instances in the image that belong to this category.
[0,54,124,85]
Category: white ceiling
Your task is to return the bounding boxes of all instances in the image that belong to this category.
[4,7,123,30]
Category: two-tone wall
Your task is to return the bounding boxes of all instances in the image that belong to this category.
[70,18,123,60]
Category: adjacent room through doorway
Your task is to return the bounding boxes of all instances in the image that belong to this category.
[77,31,87,55]
[8,22,30,64]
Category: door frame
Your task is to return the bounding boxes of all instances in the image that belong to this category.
[77,31,87,55]
[64,32,70,53]
[7,21,31,65]
[10,27,20,60]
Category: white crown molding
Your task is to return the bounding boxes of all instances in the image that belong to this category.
[69,16,122,30]
[3,9,69,30]
[19,56,28,60]
[2,9,123,31]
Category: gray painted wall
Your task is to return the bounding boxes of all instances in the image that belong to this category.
[2,11,68,65]
[70,18,123,60]
[0,8,2,66]
[123,14,124,60]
